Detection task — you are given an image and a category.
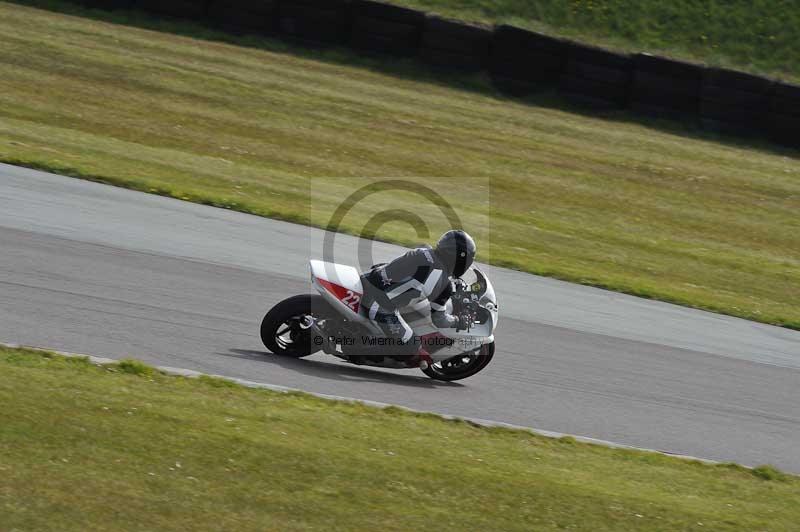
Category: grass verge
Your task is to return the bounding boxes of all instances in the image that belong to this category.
[1,345,798,531]
[391,0,800,81]
[1,2,799,330]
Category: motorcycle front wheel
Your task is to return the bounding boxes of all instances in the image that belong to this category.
[422,342,495,381]
[260,294,330,358]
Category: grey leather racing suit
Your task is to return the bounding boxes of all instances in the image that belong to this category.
[360,245,459,355]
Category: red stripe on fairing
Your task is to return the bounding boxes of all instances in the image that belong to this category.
[317,278,361,313]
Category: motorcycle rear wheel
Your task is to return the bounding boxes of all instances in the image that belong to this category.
[261,294,330,358]
[422,342,495,381]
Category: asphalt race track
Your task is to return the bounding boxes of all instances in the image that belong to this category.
[2,163,799,471]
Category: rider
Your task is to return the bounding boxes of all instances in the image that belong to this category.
[360,230,477,365]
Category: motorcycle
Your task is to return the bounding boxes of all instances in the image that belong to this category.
[260,260,499,381]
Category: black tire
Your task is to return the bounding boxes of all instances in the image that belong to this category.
[565,61,631,85]
[422,342,494,381]
[632,53,704,81]
[768,113,800,147]
[207,0,278,33]
[704,67,773,94]
[770,81,800,121]
[76,0,132,9]
[701,85,769,108]
[490,25,567,86]
[630,79,700,114]
[260,294,331,358]
[421,16,491,55]
[700,99,766,127]
[420,48,486,71]
[137,0,209,19]
[493,25,567,55]
[351,16,421,56]
[491,75,540,97]
[352,0,426,25]
[633,71,699,96]
[560,75,629,107]
[277,4,350,45]
[566,43,631,71]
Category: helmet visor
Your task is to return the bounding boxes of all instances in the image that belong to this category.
[452,232,474,277]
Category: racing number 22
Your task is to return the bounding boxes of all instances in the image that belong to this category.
[342,290,361,312]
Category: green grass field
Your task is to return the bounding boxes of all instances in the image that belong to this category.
[1,346,798,531]
[391,0,800,81]
[1,2,799,330]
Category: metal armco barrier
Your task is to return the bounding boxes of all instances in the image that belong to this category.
[68,0,800,148]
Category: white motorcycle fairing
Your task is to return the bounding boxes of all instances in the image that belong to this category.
[260,260,498,380]
[309,260,497,362]
[309,260,379,332]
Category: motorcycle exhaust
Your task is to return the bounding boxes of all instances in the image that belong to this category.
[301,316,339,356]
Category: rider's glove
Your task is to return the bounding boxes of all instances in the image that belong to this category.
[432,309,461,330]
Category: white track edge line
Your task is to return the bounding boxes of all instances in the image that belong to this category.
[2,342,725,466]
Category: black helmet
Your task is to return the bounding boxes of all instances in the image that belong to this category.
[435,230,476,278]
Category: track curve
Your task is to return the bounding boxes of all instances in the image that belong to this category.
[1,163,799,471]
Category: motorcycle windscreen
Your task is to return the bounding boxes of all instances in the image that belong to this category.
[462,267,497,308]
[456,267,499,333]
